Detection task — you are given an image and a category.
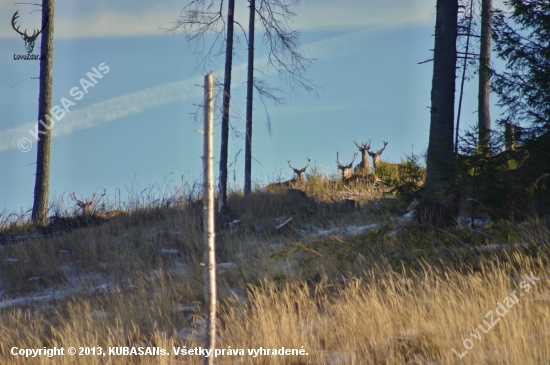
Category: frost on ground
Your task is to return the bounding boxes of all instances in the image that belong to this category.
[0,220,381,313]
[313,224,379,237]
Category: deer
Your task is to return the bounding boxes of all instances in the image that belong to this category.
[71,191,126,219]
[266,158,311,191]
[368,141,388,173]
[353,140,372,175]
[336,152,379,187]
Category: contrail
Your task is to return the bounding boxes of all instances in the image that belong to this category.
[0,75,204,152]
[0,31,360,152]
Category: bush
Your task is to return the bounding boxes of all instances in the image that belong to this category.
[384,153,426,200]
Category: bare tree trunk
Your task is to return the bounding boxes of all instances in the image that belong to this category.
[202,73,216,365]
[32,0,55,226]
[454,0,474,158]
[478,0,492,150]
[426,0,458,193]
[219,0,235,212]
[244,0,255,196]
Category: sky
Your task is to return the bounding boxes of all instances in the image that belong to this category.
[1,0,508,214]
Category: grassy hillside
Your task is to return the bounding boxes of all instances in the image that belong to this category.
[0,172,549,364]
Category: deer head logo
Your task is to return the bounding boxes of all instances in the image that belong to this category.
[12,11,49,54]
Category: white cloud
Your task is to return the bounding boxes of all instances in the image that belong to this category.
[0,0,444,39]
[295,0,435,30]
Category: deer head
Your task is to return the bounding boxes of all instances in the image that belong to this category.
[71,191,98,215]
[336,152,357,179]
[12,11,49,54]
[368,141,388,170]
[287,157,311,181]
[354,140,371,155]
[353,140,372,174]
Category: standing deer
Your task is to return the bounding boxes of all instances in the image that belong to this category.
[266,158,311,190]
[368,141,388,172]
[336,152,379,186]
[71,191,126,219]
[353,140,372,175]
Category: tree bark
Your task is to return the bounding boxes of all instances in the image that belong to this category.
[219,0,235,212]
[426,0,458,193]
[32,0,55,226]
[478,0,492,150]
[244,0,255,196]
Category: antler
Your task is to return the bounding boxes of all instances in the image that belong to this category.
[71,191,82,204]
[71,191,97,205]
[336,152,357,169]
[353,140,371,151]
[288,157,311,173]
[11,11,26,37]
[369,141,388,157]
[287,159,295,171]
[11,11,48,40]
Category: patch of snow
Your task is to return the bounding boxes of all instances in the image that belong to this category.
[90,283,112,295]
[167,262,188,277]
[217,262,238,274]
[275,217,293,231]
[59,250,74,258]
[399,210,416,224]
[59,264,75,275]
[457,216,491,230]
[315,224,378,237]
[27,276,43,284]
[173,305,201,314]
[160,249,180,256]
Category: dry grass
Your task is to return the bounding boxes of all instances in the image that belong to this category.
[0,174,549,364]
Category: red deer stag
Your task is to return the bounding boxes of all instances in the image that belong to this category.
[353,140,372,175]
[71,191,126,219]
[368,141,388,172]
[266,158,311,191]
[336,152,379,187]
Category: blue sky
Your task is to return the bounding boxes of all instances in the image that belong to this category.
[1,0,507,213]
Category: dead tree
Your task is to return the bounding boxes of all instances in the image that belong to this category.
[219,0,236,213]
[202,73,216,365]
[478,0,492,150]
[244,0,316,196]
[244,0,255,196]
[167,0,235,214]
[31,0,54,226]
[426,0,458,193]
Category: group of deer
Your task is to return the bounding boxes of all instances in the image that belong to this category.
[266,140,389,190]
[336,140,387,187]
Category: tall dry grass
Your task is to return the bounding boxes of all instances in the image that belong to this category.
[0,170,549,364]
